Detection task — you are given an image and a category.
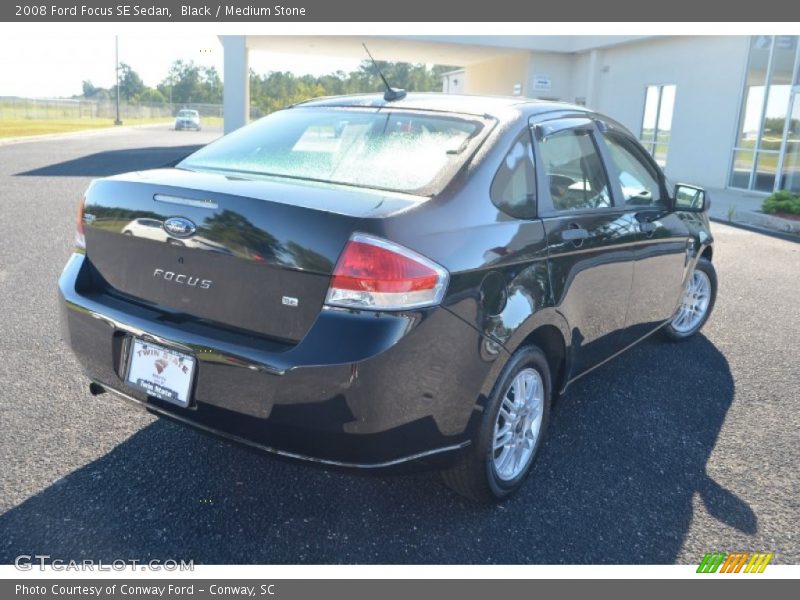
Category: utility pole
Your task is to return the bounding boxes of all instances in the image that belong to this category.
[114,35,122,125]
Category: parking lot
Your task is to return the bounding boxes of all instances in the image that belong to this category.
[0,126,798,564]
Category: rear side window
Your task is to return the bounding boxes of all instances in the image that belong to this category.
[602,132,666,208]
[539,129,612,212]
[179,107,488,195]
[491,132,536,219]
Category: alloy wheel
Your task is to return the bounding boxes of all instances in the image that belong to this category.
[671,269,712,334]
[492,367,544,481]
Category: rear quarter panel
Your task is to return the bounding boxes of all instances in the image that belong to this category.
[372,109,571,403]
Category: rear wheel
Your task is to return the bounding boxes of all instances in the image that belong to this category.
[662,257,717,341]
[441,345,551,503]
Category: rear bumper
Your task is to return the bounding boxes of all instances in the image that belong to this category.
[59,253,495,467]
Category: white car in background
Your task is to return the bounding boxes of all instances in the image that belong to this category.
[122,218,169,242]
[121,218,233,255]
[174,109,201,131]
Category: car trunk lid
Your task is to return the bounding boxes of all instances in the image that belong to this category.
[82,168,426,343]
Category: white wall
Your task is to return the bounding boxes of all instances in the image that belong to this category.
[526,52,574,102]
[461,37,750,189]
[464,53,532,96]
[583,36,750,188]
[442,71,466,94]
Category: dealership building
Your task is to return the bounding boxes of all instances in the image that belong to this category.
[220,35,800,196]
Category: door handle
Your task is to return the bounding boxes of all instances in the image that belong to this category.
[639,221,657,235]
[561,227,589,245]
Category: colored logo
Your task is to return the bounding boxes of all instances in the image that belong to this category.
[163,217,196,238]
[154,358,169,375]
[697,552,773,573]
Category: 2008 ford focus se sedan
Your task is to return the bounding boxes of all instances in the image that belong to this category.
[59,93,717,502]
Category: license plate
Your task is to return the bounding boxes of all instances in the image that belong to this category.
[125,339,195,407]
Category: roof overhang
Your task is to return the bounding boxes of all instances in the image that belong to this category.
[235,35,654,66]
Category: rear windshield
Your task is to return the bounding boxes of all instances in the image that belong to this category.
[178,110,198,117]
[178,107,489,195]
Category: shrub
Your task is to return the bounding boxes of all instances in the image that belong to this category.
[762,191,800,215]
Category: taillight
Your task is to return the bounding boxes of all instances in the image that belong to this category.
[325,233,449,310]
[75,195,86,250]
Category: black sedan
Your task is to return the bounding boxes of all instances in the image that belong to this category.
[59,93,716,502]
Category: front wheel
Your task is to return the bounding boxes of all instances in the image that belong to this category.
[441,345,551,503]
[662,257,717,341]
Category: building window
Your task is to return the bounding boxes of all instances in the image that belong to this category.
[782,95,800,194]
[730,35,800,193]
[640,84,676,167]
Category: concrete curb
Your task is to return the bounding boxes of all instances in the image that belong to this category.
[737,210,800,235]
[718,206,800,236]
[710,217,800,243]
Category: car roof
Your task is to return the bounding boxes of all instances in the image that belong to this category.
[293,93,589,119]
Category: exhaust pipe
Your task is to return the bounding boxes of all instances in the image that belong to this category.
[89,382,106,396]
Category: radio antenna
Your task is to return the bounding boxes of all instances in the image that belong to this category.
[362,43,407,102]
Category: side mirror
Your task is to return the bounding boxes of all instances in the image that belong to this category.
[673,183,709,212]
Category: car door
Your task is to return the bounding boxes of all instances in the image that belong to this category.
[532,117,639,378]
[596,126,692,342]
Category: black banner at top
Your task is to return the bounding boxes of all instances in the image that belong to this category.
[3,0,800,22]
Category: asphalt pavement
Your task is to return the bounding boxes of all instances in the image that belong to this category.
[0,125,798,564]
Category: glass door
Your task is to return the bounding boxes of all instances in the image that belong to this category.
[729,36,800,193]
[778,90,800,193]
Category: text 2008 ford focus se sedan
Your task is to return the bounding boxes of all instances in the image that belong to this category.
[59,93,717,502]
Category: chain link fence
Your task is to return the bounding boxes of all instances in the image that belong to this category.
[0,96,224,121]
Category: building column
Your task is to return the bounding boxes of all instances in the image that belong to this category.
[585,49,599,109]
[222,35,249,134]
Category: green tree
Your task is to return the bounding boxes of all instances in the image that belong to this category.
[160,60,201,104]
[199,66,223,103]
[116,63,145,102]
[78,59,456,113]
[158,60,223,105]
[138,88,167,104]
[248,61,457,116]
[82,80,99,98]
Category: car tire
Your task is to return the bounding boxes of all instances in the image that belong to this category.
[662,257,717,341]
[441,345,551,503]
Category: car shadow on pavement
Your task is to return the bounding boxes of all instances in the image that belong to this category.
[0,334,751,564]
[14,145,204,177]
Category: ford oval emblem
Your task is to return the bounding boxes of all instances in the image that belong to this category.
[163,217,196,238]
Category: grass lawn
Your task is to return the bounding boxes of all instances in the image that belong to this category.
[0,117,175,139]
